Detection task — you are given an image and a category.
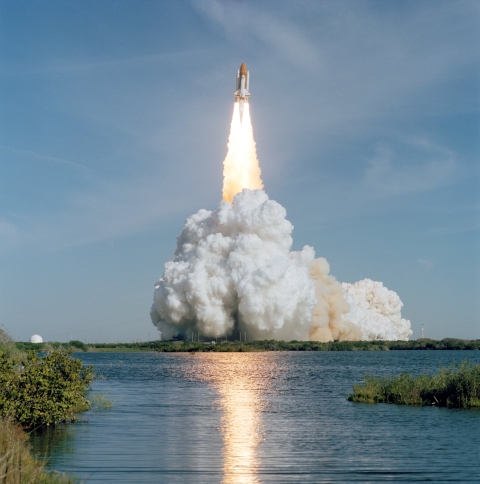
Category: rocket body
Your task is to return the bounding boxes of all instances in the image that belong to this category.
[234,62,250,121]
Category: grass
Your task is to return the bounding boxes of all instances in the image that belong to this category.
[348,361,480,408]
[0,418,77,483]
[89,392,114,410]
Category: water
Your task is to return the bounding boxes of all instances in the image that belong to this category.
[31,351,480,483]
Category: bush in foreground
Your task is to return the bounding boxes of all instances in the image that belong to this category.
[0,350,94,428]
[348,361,480,408]
[0,329,88,482]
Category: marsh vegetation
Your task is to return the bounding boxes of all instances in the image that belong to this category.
[348,361,480,408]
[0,418,76,483]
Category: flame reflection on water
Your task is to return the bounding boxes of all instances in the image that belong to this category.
[182,353,278,484]
[218,369,261,483]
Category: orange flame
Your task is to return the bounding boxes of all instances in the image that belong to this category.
[222,103,263,203]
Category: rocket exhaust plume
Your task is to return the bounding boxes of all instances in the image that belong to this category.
[222,63,263,203]
[151,63,412,342]
[222,103,263,203]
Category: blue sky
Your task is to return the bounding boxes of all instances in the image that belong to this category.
[1,0,478,342]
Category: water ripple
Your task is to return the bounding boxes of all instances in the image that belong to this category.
[31,351,480,483]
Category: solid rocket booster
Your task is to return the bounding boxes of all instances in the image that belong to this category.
[234,62,250,121]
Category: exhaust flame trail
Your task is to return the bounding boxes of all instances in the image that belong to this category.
[222,103,263,203]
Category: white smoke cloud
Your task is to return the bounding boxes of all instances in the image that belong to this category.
[342,279,412,341]
[151,189,316,340]
[151,189,412,342]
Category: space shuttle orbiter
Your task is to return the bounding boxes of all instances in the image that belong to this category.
[234,62,250,121]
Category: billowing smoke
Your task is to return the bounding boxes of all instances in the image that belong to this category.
[151,99,412,342]
[309,258,362,342]
[151,189,316,340]
[151,189,411,341]
[342,279,412,341]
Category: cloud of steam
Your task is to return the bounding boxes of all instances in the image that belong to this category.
[151,189,412,341]
[151,189,316,340]
[309,258,362,342]
[342,279,412,341]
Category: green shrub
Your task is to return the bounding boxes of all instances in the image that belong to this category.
[68,340,88,352]
[0,350,94,428]
[348,361,480,408]
[0,327,26,360]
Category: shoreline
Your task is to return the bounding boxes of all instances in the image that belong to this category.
[16,338,480,353]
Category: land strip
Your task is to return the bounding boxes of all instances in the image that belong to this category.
[16,338,480,353]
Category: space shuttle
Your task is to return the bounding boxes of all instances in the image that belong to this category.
[234,62,250,121]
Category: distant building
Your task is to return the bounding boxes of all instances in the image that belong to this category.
[30,334,43,343]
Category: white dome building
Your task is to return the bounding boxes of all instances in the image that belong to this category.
[30,334,43,344]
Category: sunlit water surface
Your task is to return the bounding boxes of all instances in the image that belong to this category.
[31,351,480,483]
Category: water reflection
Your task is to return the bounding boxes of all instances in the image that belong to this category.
[217,365,261,483]
[30,423,77,465]
[182,354,276,483]
[31,352,480,483]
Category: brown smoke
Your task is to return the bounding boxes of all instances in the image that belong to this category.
[309,258,361,342]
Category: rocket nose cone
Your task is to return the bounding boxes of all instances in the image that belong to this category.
[240,63,247,76]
